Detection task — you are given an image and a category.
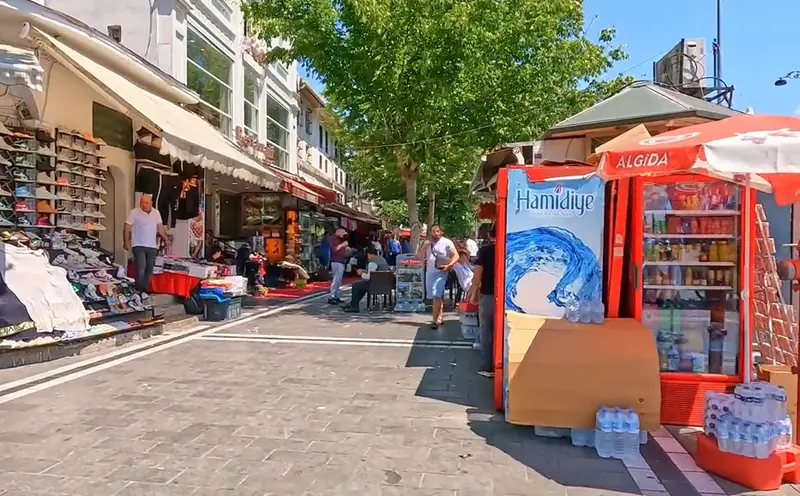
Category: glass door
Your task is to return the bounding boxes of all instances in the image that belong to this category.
[639,179,741,376]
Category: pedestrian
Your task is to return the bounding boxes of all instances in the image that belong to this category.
[400,236,413,254]
[327,226,349,304]
[418,225,458,328]
[466,223,496,378]
[453,249,474,295]
[386,233,401,266]
[466,235,479,263]
[342,245,390,313]
[319,226,331,268]
[124,194,170,292]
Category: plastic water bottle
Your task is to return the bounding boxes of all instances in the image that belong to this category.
[624,409,640,457]
[727,418,739,455]
[571,428,594,447]
[755,422,772,459]
[591,300,605,324]
[579,301,592,324]
[777,416,793,449]
[595,408,614,458]
[740,422,755,457]
[612,408,626,458]
[639,430,648,444]
[717,415,730,453]
[565,295,580,323]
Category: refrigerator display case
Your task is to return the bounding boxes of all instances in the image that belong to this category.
[630,175,755,425]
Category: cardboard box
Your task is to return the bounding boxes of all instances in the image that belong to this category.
[757,365,798,442]
[505,313,661,430]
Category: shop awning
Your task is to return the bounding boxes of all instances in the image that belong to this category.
[267,166,337,205]
[0,44,44,91]
[323,202,381,225]
[35,31,281,190]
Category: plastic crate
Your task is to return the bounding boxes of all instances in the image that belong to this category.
[203,296,242,322]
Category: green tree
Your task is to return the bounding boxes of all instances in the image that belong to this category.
[244,0,627,246]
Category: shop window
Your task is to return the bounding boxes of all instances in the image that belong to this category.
[305,109,313,135]
[92,102,133,151]
[266,95,290,169]
[244,68,259,135]
[218,192,241,238]
[187,28,233,135]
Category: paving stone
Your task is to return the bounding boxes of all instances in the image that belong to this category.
[0,303,645,496]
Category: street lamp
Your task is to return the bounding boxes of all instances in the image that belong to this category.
[775,71,800,86]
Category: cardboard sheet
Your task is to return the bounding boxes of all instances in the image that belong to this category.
[505,312,661,430]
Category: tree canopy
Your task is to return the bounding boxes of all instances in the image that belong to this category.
[244,0,628,245]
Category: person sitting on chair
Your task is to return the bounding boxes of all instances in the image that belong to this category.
[342,245,390,313]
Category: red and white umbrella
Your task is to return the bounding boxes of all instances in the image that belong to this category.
[599,114,800,205]
[598,114,800,383]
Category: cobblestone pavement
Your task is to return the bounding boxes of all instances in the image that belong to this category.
[0,298,646,495]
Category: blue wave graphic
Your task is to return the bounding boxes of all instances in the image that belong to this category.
[505,226,602,313]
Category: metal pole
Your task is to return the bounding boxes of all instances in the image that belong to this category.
[717,0,722,80]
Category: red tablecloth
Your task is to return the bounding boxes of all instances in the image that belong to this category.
[127,265,201,299]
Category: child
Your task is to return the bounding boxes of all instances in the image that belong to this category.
[453,249,474,296]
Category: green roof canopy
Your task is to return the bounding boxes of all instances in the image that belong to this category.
[544,82,740,138]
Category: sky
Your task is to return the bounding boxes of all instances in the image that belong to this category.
[301,0,800,116]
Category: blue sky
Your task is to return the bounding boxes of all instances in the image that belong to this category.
[301,0,799,116]
[586,0,799,115]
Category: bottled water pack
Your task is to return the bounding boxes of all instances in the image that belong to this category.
[594,407,641,459]
[705,384,791,459]
[565,296,605,325]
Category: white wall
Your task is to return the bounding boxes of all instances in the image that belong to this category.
[296,88,346,198]
[42,0,156,65]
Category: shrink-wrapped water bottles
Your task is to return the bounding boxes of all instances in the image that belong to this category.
[594,407,641,459]
[705,384,791,459]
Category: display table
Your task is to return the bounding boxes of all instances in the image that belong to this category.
[504,312,661,430]
[149,272,201,299]
[127,265,202,299]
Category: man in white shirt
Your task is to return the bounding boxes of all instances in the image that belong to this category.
[123,195,169,291]
[417,225,458,327]
[466,237,479,262]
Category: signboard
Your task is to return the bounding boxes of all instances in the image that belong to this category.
[394,254,425,312]
[503,170,605,318]
[235,126,275,166]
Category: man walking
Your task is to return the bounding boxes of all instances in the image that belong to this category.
[342,246,390,312]
[466,224,496,378]
[328,226,348,304]
[418,225,458,328]
[123,194,169,292]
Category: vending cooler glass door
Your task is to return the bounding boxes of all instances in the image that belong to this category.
[636,177,741,378]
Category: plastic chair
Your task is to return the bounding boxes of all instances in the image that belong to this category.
[367,271,395,311]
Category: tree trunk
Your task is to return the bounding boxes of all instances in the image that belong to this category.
[427,190,436,230]
[402,167,421,250]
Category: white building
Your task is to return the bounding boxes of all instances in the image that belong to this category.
[36,0,299,174]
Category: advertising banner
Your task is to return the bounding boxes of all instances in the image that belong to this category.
[503,170,606,318]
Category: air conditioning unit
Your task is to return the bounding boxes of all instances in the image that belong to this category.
[654,39,707,89]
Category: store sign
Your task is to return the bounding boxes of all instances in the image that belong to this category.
[614,152,669,169]
[235,126,275,166]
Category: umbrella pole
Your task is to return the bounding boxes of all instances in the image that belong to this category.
[743,175,752,383]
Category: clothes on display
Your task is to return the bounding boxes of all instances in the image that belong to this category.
[0,271,36,338]
[134,163,200,228]
[0,239,90,332]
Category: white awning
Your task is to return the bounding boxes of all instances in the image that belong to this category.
[35,31,280,190]
[0,44,43,91]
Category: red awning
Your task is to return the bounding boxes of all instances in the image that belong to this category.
[300,181,337,203]
[268,167,327,205]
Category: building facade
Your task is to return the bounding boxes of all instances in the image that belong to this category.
[37,0,299,175]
